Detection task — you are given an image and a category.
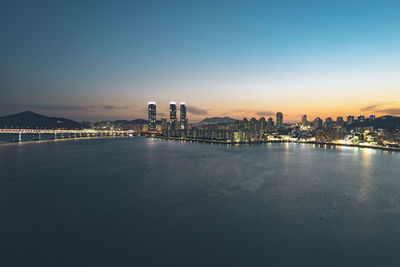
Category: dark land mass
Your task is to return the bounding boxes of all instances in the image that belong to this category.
[0,111,84,129]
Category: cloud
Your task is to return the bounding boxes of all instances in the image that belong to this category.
[360,104,381,112]
[360,102,396,112]
[359,102,400,116]
[9,104,95,112]
[103,105,129,110]
[187,106,209,115]
[375,108,400,116]
[255,111,275,117]
[1,103,130,112]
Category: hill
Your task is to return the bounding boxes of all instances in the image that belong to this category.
[0,111,84,129]
[348,115,400,130]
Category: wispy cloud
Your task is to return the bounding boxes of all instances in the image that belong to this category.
[360,102,396,112]
[188,106,209,115]
[359,102,400,116]
[375,108,400,116]
[255,111,275,117]
[2,103,130,112]
[103,105,129,110]
[360,104,381,112]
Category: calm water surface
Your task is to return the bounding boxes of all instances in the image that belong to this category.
[1,137,400,266]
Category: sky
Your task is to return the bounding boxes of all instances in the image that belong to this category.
[0,0,400,122]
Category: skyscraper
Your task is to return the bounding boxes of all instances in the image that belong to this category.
[148,101,156,131]
[267,117,274,131]
[325,117,333,129]
[170,102,177,131]
[313,117,323,129]
[302,115,308,126]
[347,115,354,125]
[161,117,168,134]
[180,102,186,130]
[276,112,283,129]
[336,116,344,126]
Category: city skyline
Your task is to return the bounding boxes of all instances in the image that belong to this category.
[146,100,383,125]
[1,0,400,121]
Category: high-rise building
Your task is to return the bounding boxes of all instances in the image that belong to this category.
[259,117,266,132]
[170,102,177,131]
[180,102,186,130]
[358,115,365,123]
[147,101,156,131]
[267,117,274,131]
[276,112,283,129]
[313,117,322,129]
[369,114,376,120]
[336,116,344,126]
[347,115,354,125]
[161,117,168,134]
[325,117,333,129]
[302,115,308,126]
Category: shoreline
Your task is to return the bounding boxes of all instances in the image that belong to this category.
[153,136,400,152]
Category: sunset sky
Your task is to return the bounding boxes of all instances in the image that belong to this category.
[1,0,400,122]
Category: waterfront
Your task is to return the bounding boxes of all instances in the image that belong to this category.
[1,137,400,266]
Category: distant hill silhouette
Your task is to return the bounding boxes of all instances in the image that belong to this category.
[348,115,400,130]
[0,111,84,129]
[200,117,238,124]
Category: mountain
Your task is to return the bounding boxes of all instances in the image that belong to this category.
[346,115,400,130]
[0,111,84,129]
[200,117,238,124]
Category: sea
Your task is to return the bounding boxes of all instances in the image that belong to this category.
[1,136,400,266]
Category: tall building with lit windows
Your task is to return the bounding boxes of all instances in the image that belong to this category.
[170,102,177,131]
[276,112,283,129]
[147,101,156,131]
[180,102,186,130]
[302,115,308,126]
[347,115,354,125]
[313,117,323,129]
[161,117,168,134]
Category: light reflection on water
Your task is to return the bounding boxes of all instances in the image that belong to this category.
[1,137,400,266]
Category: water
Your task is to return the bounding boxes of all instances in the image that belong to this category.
[1,137,400,266]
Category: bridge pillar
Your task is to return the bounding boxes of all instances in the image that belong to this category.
[11,133,20,142]
[33,133,41,140]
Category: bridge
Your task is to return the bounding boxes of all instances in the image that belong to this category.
[0,129,134,142]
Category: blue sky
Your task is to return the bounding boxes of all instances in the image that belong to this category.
[1,0,400,121]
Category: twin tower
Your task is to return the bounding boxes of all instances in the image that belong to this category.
[148,101,187,132]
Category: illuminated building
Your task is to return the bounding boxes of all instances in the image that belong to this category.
[170,102,177,131]
[347,115,354,125]
[369,114,376,120]
[325,117,333,128]
[147,101,156,131]
[180,102,186,130]
[276,112,283,129]
[259,117,266,132]
[161,117,168,134]
[302,115,307,126]
[313,117,322,129]
[267,117,274,131]
[358,115,365,123]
